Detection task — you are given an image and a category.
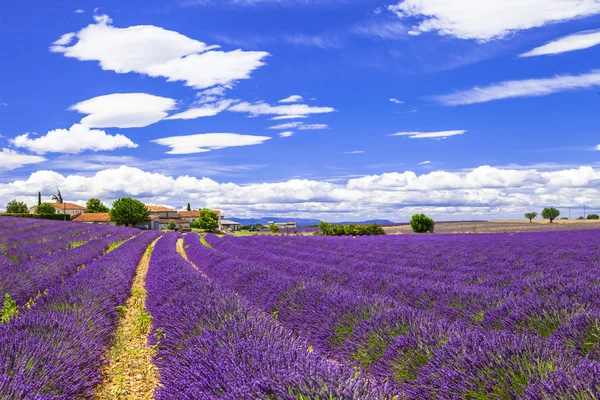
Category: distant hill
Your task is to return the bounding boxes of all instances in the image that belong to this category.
[229,217,396,227]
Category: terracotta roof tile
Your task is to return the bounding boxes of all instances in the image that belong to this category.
[146,205,176,212]
[71,213,111,223]
[178,211,200,218]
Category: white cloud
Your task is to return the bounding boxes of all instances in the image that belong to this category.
[75,9,85,13]
[228,101,335,116]
[390,130,466,139]
[152,133,271,154]
[433,70,600,105]
[387,0,600,41]
[278,95,304,103]
[390,98,404,104]
[354,20,406,39]
[166,100,235,120]
[270,115,308,120]
[195,86,228,104]
[520,29,600,57]
[419,160,432,165]
[10,124,138,155]
[279,131,294,138]
[70,93,177,128]
[344,151,365,154]
[51,15,269,89]
[3,165,600,221]
[268,122,329,130]
[0,149,46,171]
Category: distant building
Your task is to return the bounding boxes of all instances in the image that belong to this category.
[146,205,190,231]
[29,202,86,216]
[268,221,298,229]
[178,210,200,222]
[71,212,114,225]
[220,219,241,231]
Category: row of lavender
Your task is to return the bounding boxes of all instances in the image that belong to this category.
[0,227,159,398]
[188,231,600,398]
[147,233,393,399]
[0,218,139,312]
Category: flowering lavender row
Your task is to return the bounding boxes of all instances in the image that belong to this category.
[0,230,159,399]
[0,219,100,251]
[192,232,600,398]
[147,233,391,399]
[0,226,138,308]
[4,225,120,264]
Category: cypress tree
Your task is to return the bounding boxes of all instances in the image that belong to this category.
[187,203,191,212]
[38,192,41,206]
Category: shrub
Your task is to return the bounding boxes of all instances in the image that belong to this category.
[525,212,537,223]
[410,214,435,233]
[586,214,599,220]
[6,200,28,214]
[36,202,56,215]
[319,223,384,236]
[542,208,560,223]
[167,221,177,231]
[269,224,281,234]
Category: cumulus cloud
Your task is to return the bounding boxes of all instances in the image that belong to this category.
[433,70,600,105]
[70,93,177,128]
[228,101,335,116]
[166,100,235,120]
[278,95,304,103]
[2,165,600,220]
[269,122,329,130]
[390,130,466,139]
[152,133,271,154]
[0,149,46,171]
[387,0,600,41]
[51,15,269,89]
[279,131,294,138]
[10,124,138,155]
[520,29,600,57]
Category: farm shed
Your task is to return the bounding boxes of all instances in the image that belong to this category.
[220,219,241,231]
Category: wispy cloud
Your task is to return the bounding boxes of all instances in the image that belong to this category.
[389,98,404,104]
[279,131,294,138]
[228,101,335,116]
[390,130,466,139]
[278,95,303,103]
[520,29,600,57]
[269,122,328,130]
[344,151,365,154]
[419,160,431,165]
[433,70,600,106]
[152,133,271,154]
[353,20,406,39]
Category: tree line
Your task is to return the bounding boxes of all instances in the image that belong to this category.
[525,208,599,223]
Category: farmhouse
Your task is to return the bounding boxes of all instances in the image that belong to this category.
[71,212,114,225]
[29,202,86,216]
[147,205,190,231]
[220,219,241,231]
[268,221,298,229]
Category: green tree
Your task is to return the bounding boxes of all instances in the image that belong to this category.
[198,208,219,232]
[36,202,56,215]
[167,221,177,231]
[542,207,560,223]
[187,203,191,212]
[86,198,110,213]
[410,214,435,233]
[525,212,538,223]
[586,214,600,220]
[110,198,150,227]
[318,221,332,235]
[269,224,281,234]
[38,192,41,206]
[6,200,28,214]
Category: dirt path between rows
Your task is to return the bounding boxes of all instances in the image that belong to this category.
[94,238,160,400]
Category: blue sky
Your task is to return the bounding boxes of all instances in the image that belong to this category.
[1,0,600,221]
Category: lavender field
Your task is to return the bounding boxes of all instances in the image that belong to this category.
[1,216,599,399]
